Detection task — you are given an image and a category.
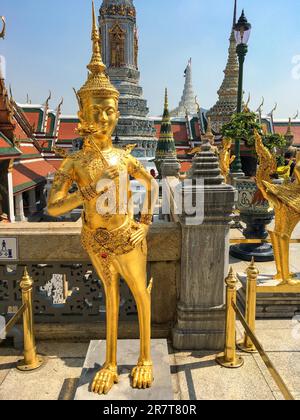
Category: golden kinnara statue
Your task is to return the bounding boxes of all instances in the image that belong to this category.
[255,131,300,286]
[219,137,235,183]
[48,2,159,395]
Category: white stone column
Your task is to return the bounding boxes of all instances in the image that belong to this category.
[15,193,26,222]
[7,171,15,223]
[28,189,37,215]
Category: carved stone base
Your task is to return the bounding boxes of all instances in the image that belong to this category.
[74,340,173,400]
[172,306,225,350]
[237,273,300,319]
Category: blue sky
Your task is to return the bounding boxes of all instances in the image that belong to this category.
[1,0,300,118]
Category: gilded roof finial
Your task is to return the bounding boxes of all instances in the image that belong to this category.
[256,97,264,114]
[0,16,5,39]
[268,103,277,118]
[44,90,52,107]
[243,93,251,113]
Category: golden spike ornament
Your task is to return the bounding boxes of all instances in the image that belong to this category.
[48,1,159,395]
[243,92,251,112]
[256,97,265,114]
[219,137,236,183]
[255,131,300,286]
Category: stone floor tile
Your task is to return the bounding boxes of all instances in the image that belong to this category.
[0,356,84,400]
[253,352,300,393]
[173,352,274,400]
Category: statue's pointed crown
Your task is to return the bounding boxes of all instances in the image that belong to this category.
[77,1,119,105]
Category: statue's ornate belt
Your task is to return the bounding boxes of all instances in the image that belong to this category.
[81,217,140,257]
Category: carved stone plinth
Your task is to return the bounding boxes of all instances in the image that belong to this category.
[173,139,236,350]
[74,340,173,400]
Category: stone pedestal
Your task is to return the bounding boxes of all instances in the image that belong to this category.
[74,340,173,401]
[230,178,274,262]
[237,273,300,319]
[172,139,235,350]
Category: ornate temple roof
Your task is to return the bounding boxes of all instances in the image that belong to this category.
[206,0,239,133]
[170,59,198,118]
[101,0,134,6]
[100,0,136,18]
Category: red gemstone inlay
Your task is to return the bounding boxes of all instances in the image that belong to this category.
[101,253,108,259]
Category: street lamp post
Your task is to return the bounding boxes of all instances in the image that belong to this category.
[230,11,274,262]
[231,10,252,174]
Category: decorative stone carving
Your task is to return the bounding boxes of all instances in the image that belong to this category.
[109,23,126,67]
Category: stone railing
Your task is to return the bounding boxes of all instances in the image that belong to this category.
[0,221,181,341]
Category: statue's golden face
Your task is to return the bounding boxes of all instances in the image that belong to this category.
[84,97,120,139]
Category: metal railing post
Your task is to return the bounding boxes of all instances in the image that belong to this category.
[238,258,259,353]
[17,267,44,372]
[216,267,244,368]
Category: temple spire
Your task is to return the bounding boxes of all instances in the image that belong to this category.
[285,118,294,147]
[170,58,198,117]
[233,0,237,28]
[155,88,178,177]
[206,1,239,133]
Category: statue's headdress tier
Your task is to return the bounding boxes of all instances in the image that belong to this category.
[77,1,120,104]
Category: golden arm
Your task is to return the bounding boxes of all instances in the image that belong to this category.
[47,158,83,217]
[128,156,159,220]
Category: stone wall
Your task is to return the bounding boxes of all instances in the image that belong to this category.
[0,221,181,340]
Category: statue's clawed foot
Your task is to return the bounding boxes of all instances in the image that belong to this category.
[91,366,119,395]
[131,361,153,389]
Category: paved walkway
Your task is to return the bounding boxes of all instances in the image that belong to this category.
[0,320,299,400]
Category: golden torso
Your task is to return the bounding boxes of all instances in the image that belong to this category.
[72,145,133,231]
